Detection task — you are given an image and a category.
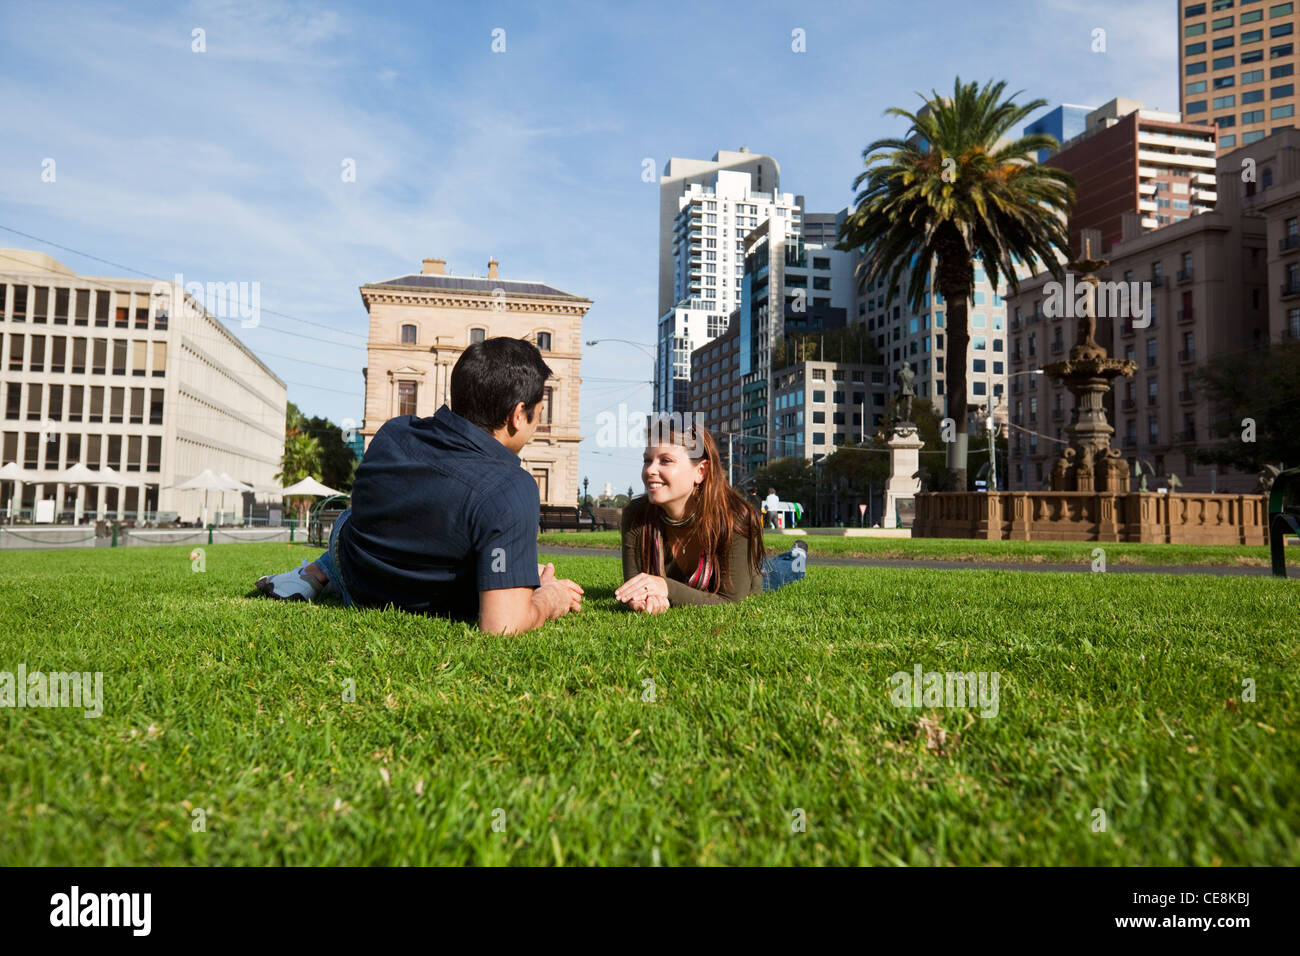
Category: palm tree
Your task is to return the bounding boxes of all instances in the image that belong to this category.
[838,77,1075,489]
[276,403,323,522]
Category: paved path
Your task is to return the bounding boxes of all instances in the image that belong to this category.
[537,545,1275,577]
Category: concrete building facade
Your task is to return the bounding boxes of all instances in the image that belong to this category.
[1245,127,1300,341]
[0,249,286,522]
[1006,132,1282,494]
[358,257,591,507]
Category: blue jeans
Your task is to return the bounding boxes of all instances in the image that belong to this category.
[314,508,356,607]
[761,547,806,592]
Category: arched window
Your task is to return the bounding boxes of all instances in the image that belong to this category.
[536,331,552,351]
[470,327,486,345]
[400,324,417,344]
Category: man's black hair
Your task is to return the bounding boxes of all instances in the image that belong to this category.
[450,337,553,432]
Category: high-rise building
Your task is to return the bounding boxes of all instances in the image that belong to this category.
[1039,98,1218,254]
[359,257,590,506]
[1177,0,1300,153]
[655,149,795,414]
[1025,104,1096,162]
[859,258,1017,429]
[0,249,286,522]
[737,209,857,472]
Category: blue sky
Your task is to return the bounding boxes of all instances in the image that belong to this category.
[0,0,1177,495]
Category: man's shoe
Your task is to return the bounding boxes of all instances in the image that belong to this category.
[255,560,323,601]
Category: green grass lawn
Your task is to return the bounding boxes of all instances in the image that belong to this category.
[1,541,1297,865]
[541,531,1277,566]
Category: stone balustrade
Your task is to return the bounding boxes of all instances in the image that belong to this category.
[912,491,1268,544]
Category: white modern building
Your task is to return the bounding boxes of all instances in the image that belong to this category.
[0,250,286,523]
[655,149,797,414]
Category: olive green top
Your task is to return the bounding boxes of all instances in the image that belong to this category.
[620,508,762,606]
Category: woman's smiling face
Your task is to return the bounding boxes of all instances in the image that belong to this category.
[642,443,706,513]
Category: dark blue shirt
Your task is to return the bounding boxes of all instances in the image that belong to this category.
[335,405,541,619]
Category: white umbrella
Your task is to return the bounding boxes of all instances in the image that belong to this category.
[1,461,27,524]
[219,473,254,523]
[174,468,240,526]
[281,476,344,526]
[53,462,108,525]
[220,472,254,492]
[90,466,126,524]
[281,476,343,497]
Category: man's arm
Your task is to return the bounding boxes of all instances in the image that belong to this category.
[479,564,582,634]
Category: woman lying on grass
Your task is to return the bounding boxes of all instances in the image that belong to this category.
[615,417,806,614]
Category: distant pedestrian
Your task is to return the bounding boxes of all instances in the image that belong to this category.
[763,487,780,529]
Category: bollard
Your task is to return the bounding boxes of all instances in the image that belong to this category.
[111,522,118,547]
[207,523,214,545]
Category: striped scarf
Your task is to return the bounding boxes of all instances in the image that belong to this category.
[650,520,714,591]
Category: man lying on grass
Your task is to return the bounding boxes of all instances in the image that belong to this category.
[615,417,806,614]
[255,337,583,634]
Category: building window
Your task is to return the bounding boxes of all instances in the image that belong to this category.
[536,331,552,351]
[397,381,417,417]
[400,324,417,344]
[469,327,486,345]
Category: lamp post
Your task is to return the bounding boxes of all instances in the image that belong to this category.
[583,476,589,510]
[714,430,766,487]
[586,338,656,360]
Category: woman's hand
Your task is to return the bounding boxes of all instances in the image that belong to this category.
[628,593,670,615]
[615,573,669,606]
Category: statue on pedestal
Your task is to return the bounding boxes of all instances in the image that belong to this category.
[893,365,915,434]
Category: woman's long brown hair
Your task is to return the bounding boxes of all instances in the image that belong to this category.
[627,417,764,593]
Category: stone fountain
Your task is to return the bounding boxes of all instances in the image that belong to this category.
[1042,237,1136,494]
[909,235,1268,545]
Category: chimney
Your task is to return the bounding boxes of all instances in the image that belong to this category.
[488,258,499,279]
[421,258,446,276]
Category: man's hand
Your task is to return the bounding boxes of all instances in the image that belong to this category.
[533,575,583,620]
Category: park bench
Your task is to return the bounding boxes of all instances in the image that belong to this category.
[1270,466,1300,578]
[590,506,621,530]
[539,505,583,532]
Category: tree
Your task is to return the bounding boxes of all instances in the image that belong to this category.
[773,322,880,369]
[305,415,357,492]
[276,402,323,522]
[1194,341,1300,473]
[748,457,816,510]
[838,77,1075,490]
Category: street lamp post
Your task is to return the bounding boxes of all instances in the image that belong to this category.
[586,338,656,360]
[714,430,765,487]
